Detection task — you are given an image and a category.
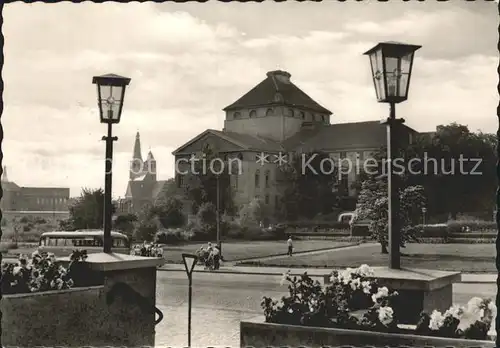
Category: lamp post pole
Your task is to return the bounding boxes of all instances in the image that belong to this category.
[386,102,403,269]
[364,41,421,270]
[216,174,221,253]
[496,100,500,346]
[103,119,118,253]
[187,271,193,347]
[93,73,130,253]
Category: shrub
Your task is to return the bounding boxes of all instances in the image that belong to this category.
[351,224,370,237]
[155,228,193,244]
[262,265,399,330]
[447,220,497,233]
[415,224,448,238]
[283,220,350,230]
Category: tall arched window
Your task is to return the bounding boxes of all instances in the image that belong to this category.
[300,111,305,120]
[255,170,260,188]
[288,108,294,117]
[265,170,270,188]
[266,108,274,117]
[321,115,326,122]
[249,110,257,118]
[233,112,241,119]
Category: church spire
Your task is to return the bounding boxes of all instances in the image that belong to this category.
[130,131,144,180]
[133,131,142,162]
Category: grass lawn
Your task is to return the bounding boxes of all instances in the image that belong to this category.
[163,240,356,263]
[239,243,496,273]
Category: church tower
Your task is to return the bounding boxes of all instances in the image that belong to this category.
[145,150,157,182]
[130,132,144,180]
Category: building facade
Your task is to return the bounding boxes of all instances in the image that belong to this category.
[0,166,70,213]
[173,70,419,215]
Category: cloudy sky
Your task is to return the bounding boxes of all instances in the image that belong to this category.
[3,1,498,197]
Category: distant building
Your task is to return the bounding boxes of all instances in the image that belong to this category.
[173,70,419,214]
[121,132,173,214]
[1,166,70,219]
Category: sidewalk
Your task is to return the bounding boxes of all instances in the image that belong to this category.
[159,263,497,283]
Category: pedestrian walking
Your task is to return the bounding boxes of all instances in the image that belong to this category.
[212,246,220,270]
[287,235,293,256]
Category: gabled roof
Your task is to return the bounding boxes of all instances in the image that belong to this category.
[223,70,332,115]
[172,129,284,155]
[283,121,417,152]
[2,180,20,191]
[125,180,154,200]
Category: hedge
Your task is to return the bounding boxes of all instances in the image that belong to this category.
[447,220,497,233]
[282,221,350,230]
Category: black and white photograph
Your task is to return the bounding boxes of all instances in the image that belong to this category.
[0,1,499,347]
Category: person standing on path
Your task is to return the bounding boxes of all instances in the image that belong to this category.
[212,245,220,270]
[287,236,293,256]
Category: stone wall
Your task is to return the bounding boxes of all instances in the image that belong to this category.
[2,286,105,347]
[240,317,495,348]
[2,267,158,347]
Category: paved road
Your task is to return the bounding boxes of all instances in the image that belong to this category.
[154,270,496,347]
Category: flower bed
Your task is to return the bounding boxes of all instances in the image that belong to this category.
[259,265,495,343]
[1,249,88,294]
[131,243,164,257]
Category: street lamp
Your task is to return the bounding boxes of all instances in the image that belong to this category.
[92,73,131,253]
[364,41,421,269]
[182,253,198,347]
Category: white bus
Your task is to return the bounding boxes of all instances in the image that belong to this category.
[38,230,131,256]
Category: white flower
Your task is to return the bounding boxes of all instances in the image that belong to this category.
[339,269,353,285]
[12,266,22,275]
[429,310,445,331]
[467,297,484,316]
[287,308,293,314]
[487,301,497,337]
[378,306,394,326]
[56,278,64,290]
[372,287,389,303]
[444,305,464,320]
[356,264,374,277]
[361,281,372,294]
[280,271,290,286]
[350,278,361,291]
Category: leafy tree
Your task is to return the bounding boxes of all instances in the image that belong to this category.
[278,151,339,220]
[150,196,186,228]
[405,123,496,219]
[113,213,138,237]
[133,203,158,242]
[196,202,217,238]
[62,188,116,231]
[352,123,496,221]
[184,146,235,216]
[354,174,426,253]
[239,198,267,227]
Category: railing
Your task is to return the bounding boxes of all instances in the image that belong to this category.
[106,282,163,325]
